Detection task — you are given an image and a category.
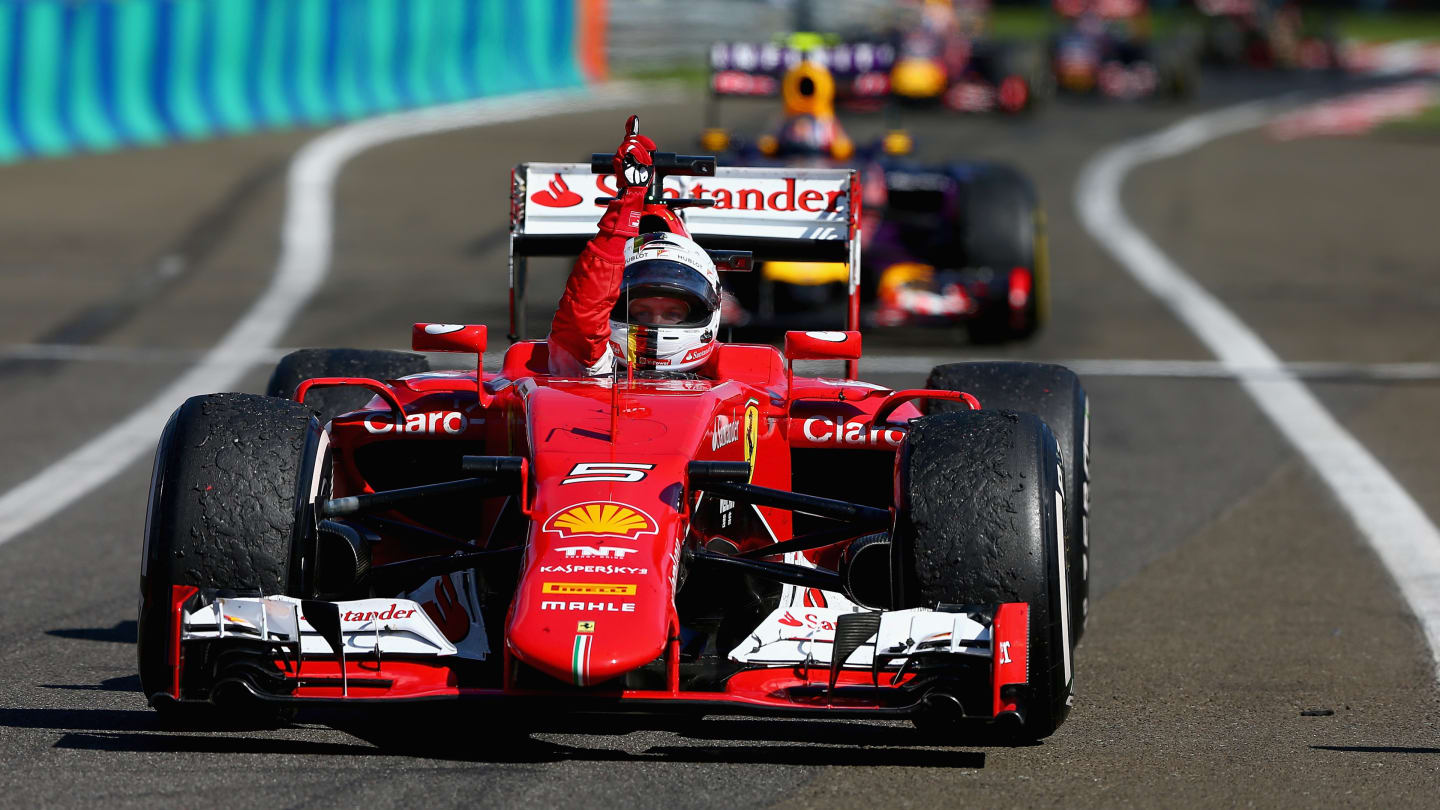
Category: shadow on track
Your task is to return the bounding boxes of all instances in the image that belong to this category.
[46,620,136,644]
[328,708,989,767]
[53,732,378,756]
[38,674,141,692]
[4,704,985,767]
[1312,745,1440,755]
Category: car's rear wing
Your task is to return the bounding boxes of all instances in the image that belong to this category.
[508,161,863,354]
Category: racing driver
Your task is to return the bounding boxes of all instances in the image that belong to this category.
[547,116,722,377]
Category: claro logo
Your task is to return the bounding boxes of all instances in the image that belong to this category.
[364,411,466,435]
[801,416,905,447]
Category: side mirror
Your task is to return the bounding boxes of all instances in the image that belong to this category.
[784,330,861,361]
[708,250,754,273]
[784,330,863,396]
[412,323,487,354]
[411,323,490,406]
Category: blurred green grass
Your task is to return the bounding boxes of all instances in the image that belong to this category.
[988,8,1440,43]
[987,8,1212,39]
[1381,99,1440,132]
[1335,12,1440,43]
[616,6,1440,85]
[988,6,1052,39]
[615,63,710,86]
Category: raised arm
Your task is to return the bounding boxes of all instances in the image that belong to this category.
[547,116,655,376]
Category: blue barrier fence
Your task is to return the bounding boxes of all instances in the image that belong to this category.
[0,0,584,162]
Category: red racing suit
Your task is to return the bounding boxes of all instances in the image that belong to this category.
[546,191,647,377]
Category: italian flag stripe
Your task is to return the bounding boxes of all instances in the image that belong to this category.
[572,635,590,687]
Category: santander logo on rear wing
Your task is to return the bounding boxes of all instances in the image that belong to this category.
[513,162,860,246]
[506,161,862,354]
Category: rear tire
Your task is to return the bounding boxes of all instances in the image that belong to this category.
[1154,38,1200,101]
[138,393,325,721]
[925,362,1089,646]
[266,348,430,424]
[892,410,1072,741]
[954,165,1048,343]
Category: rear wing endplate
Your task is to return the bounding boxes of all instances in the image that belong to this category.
[507,162,863,363]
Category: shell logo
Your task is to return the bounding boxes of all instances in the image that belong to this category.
[543,501,658,540]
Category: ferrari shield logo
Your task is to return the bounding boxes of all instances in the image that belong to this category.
[543,501,658,540]
[742,401,760,482]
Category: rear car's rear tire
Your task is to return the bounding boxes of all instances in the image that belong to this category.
[138,393,325,721]
[925,362,1089,646]
[1154,37,1200,101]
[266,348,430,425]
[892,410,1072,742]
[955,165,1048,343]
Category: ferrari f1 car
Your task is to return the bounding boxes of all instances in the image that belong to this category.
[138,147,1089,743]
[703,55,1048,343]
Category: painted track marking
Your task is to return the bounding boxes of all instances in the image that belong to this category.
[1076,98,1440,677]
[0,83,677,548]
[8,343,1440,382]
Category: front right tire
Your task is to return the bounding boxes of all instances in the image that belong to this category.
[892,410,1072,742]
[926,362,1090,647]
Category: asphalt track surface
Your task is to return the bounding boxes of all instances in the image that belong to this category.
[3,72,1439,807]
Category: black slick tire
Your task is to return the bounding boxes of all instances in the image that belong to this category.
[954,165,1047,343]
[925,362,1089,647]
[265,348,430,425]
[138,393,325,720]
[892,410,1072,742]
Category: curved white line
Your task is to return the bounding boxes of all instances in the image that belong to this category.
[1076,98,1440,678]
[0,83,677,548]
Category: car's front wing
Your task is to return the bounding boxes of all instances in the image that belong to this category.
[157,586,1031,722]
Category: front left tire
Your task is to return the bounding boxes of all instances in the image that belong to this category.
[138,393,325,719]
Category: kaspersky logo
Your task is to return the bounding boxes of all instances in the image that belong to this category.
[542,501,658,540]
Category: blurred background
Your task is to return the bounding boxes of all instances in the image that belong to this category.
[2,2,1440,806]
[0,0,1435,162]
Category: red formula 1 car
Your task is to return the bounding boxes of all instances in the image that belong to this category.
[137,145,1089,743]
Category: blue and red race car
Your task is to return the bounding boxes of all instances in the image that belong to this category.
[703,55,1049,343]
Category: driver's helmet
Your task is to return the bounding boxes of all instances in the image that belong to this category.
[608,232,721,372]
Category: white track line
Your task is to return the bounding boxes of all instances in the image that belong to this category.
[854,356,1440,381]
[1077,99,1440,677]
[11,343,1440,382]
[0,83,677,548]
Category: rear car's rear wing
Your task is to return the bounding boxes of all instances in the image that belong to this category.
[1053,0,1147,19]
[708,40,896,100]
[508,161,862,346]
